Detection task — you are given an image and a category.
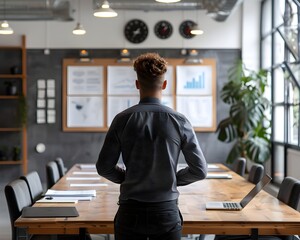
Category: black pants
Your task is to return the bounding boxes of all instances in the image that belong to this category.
[114,199,183,240]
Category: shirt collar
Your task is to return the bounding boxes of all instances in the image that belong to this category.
[139,97,161,104]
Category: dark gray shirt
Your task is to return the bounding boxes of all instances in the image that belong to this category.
[96,97,207,202]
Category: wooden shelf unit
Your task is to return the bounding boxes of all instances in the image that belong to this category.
[0,161,22,165]
[0,35,27,174]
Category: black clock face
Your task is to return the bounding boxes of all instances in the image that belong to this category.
[179,20,196,39]
[154,20,173,39]
[124,19,148,44]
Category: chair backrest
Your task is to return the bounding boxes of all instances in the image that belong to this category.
[55,157,66,178]
[248,164,264,184]
[20,171,44,203]
[232,157,246,177]
[46,161,61,189]
[278,176,300,210]
[5,179,32,240]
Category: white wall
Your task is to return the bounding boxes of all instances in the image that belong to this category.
[242,0,261,70]
[0,0,242,49]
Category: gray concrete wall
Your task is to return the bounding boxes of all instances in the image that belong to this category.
[0,48,240,185]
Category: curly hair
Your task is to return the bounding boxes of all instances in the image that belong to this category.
[133,53,167,91]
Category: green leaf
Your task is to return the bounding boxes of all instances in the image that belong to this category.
[226,141,243,164]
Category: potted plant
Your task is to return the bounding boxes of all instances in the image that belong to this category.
[4,81,18,96]
[12,146,21,161]
[217,61,271,165]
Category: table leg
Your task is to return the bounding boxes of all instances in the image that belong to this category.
[79,228,87,240]
[251,228,259,240]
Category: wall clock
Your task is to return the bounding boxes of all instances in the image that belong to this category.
[124,19,148,44]
[179,20,196,39]
[154,20,173,39]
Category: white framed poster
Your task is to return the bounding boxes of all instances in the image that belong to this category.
[107,66,138,95]
[107,96,140,126]
[176,96,213,128]
[67,66,103,95]
[176,65,212,95]
[67,96,104,128]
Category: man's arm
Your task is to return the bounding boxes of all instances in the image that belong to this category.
[176,119,207,186]
[96,119,125,184]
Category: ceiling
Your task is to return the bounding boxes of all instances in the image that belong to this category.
[0,0,242,22]
[0,0,73,21]
[102,0,243,21]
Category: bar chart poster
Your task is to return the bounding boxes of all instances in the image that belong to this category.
[107,66,138,95]
[176,66,212,95]
[176,96,213,127]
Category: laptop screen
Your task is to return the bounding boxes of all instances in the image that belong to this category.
[240,174,272,208]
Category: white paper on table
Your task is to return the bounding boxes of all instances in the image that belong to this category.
[206,173,232,179]
[37,197,78,203]
[70,183,108,187]
[66,177,101,181]
[73,171,98,175]
[45,189,96,197]
[207,164,220,169]
[79,164,96,169]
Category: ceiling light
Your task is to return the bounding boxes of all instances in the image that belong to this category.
[155,0,181,3]
[94,0,118,18]
[72,23,86,35]
[0,21,14,35]
[190,25,204,35]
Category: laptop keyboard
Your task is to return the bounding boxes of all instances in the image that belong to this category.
[223,202,240,209]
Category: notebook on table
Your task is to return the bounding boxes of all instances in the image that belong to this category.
[206,174,272,210]
[22,207,79,218]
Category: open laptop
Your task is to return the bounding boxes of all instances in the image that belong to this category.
[206,174,272,210]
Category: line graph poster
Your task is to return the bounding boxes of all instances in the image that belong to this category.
[107,66,138,95]
[67,66,103,95]
[67,96,104,127]
[176,96,213,127]
[176,66,212,95]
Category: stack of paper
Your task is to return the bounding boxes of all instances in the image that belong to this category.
[44,189,96,201]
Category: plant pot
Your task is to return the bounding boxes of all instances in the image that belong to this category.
[6,85,17,96]
[12,147,21,161]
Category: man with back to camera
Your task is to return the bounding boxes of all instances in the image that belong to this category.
[96,53,207,240]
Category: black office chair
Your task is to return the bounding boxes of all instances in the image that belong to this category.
[55,157,67,178]
[5,179,52,240]
[248,164,264,184]
[20,171,44,203]
[213,177,300,240]
[46,161,61,189]
[232,157,246,177]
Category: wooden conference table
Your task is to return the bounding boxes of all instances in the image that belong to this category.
[15,164,300,239]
